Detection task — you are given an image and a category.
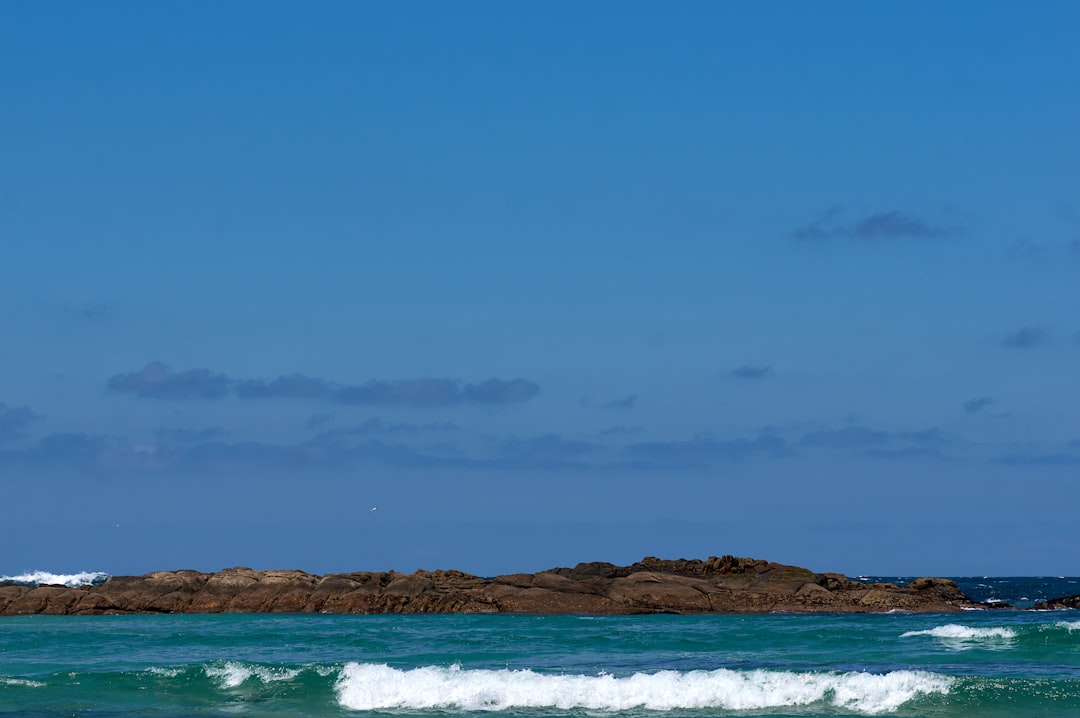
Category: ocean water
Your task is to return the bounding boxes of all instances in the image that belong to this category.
[1,576,1078,717]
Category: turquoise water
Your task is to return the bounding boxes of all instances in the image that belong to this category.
[1,579,1078,716]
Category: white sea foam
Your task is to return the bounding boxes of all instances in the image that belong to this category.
[0,677,46,688]
[1056,620,1080,632]
[204,662,301,689]
[901,624,1017,641]
[0,571,109,588]
[334,663,952,715]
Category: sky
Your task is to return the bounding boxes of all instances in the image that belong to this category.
[2,2,1078,578]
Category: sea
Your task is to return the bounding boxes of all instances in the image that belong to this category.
[1,574,1078,717]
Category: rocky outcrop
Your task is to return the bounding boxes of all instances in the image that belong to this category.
[1031,594,1080,610]
[0,555,989,616]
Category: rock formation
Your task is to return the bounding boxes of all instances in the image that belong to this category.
[1031,594,1080,610]
[0,555,990,616]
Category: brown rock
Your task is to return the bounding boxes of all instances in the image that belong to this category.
[0,555,995,616]
[1031,594,1080,610]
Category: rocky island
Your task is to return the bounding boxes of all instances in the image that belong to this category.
[0,555,1011,615]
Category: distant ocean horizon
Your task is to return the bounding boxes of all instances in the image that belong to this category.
[2,572,1078,716]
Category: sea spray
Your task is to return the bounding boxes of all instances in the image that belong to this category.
[0,571,109,587]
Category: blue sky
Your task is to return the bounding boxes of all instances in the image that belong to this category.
[2,2,1078,577]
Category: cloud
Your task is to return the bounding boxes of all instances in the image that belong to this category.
[626,433,792,466]
[107,363,541,408]
[600,425,642,437]
[463,378,540,404]
[334,379,464,407]
[963,397,995,414]
[0,402,44,442]
[154,426,228,444]
[334,378,539,407]
[729,365,774,380]
[67,302,114,321]
[306,413,334,430]
[1000,452,1080,467]
[314,418,458,442]
[800,426,890,449]
[18,432,111,468]
[897,428,947,445]
[235,373,330,399]
[108,361,231,400]
[1002,326,1044,349]
[793,209,952,241]
[863,446,945,461]
[598,394,638,410]
[495,434,599,465]
[794,424,951,461]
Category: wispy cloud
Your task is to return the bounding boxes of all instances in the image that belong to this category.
[598,394,638,410]
[314,418,458,441]
[797,424,949,461]
[107,362,231,400]
[107,363,540,407]
[729,365,774,380]
[495,434,599,466]
[461,378,541,405]
[1000,452,1080,467]
[793,209,953,241]
[0,402,44,442]
[334,378,464,407]
[334,378,539,407]
[599,425,641,437]
[625,433,792,466]
[800,426,890,449]
[963,397,995,414]
[154,426,228,444]
[235,373,330,399]
[1002,326,1044,349]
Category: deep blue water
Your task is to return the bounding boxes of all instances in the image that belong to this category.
[1,577,1078,717]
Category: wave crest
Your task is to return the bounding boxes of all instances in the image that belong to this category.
[334,663,952,714]
[0,677,46,688]
[204,661,301,689]
[901,624,1017,640]
[0,571,109,588]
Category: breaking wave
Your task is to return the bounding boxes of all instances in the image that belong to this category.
[901,624,1017,640]
[0,571,109,587]
[204,661,302,689]
[0,678,46,688]
[334,663,953,714]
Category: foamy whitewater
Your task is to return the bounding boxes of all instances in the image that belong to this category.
[334,664,951,713]
[1,576,1078,716]
[0,570,109,587]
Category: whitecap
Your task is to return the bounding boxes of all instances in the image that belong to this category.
[334,664,952,715]
[1055,620,1080,631]
[0,677,46,688]
[901,624,1017,644]
[0,571,109,588]
[205,662,301,689]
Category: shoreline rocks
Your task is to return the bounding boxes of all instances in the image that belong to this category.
[0,555,1005,616]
